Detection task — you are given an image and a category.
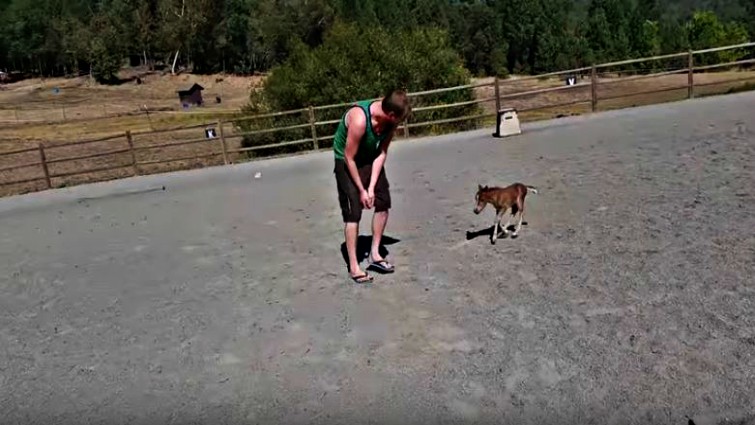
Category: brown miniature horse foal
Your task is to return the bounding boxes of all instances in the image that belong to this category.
[473,183,538,243]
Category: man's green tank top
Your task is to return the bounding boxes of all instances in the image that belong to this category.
[333,100,391,164]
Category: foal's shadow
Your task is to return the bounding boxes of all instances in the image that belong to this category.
[466,222,527,241]
[340,235,401,273]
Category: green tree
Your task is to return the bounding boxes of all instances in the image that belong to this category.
[449,2,507,77]
[587,6,612,63]
[216,0,255,73]
[635,19,661,57]
[133,0,158,67]
[531,0,579,72]
[659,15,689,54]
[0,0,750,80]
[719,20,750,62]
[744,0,755,39]
[494,0,541,73]
[2,0,55,74]
[238,20,476,155]
[259,21,471,110]
[0,0,11,70]
[687,10,728,50]
[686,10,749,64]
[89,14,126,83]
[636,0,659,21]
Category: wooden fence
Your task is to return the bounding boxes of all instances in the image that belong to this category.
[1,41,754,197]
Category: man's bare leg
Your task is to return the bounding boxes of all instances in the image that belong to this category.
[345,222,367,278]
[370,210,389,262]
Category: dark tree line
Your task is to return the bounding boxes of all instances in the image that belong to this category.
[0,0,751,83]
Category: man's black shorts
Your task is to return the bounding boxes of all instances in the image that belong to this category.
[334,158,391,223]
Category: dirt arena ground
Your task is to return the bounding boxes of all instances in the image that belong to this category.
[0,92,753,425]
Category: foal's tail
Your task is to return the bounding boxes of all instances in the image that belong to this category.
[526,185,539,194]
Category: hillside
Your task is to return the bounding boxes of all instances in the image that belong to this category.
[1,0,752,84]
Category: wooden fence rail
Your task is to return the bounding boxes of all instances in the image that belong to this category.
[1,41,754,197]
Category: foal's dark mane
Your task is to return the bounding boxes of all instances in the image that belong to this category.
[477,185,500,194]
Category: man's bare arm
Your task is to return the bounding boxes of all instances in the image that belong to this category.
[343,108,368,194]
[367,127,395,194]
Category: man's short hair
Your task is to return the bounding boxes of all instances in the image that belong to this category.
[382,89,411,121]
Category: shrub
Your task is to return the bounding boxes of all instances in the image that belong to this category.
[91,45,123,84]
[236,20,480,158]
[686,11,750,65]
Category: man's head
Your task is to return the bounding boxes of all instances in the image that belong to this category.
[380,89,411,125]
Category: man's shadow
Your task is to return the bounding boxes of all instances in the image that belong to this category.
[465,222,527,241]
[341,235,401,273]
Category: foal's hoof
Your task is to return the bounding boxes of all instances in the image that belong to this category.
[511,233,519,239]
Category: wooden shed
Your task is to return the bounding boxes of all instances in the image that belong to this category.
[177,83,204,106]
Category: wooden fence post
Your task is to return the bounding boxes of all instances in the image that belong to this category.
[308,106,319,150]
[494,76,501,113]
[218,120,229,164]
[591,65,598,112]
[125,131,139,176]
[688,50,694,99]
[38,143,51,189]
[404,89,412,138]
[143,105,153,130]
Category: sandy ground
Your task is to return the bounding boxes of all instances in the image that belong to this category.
[0,92,754,425]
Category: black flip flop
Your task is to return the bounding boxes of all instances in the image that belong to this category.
[351,273,374,283]
[368,259,395,274]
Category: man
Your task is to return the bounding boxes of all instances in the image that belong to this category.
[333,89,411,283]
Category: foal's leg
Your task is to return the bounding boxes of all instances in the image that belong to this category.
[492,209,503,243]
[514,200,525,235]
[500,207,514,237]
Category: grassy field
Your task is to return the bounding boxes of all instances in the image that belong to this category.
[1,67,754,198]
[0,68,261,140]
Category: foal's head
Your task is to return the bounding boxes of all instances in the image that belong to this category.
[473,184,491,214]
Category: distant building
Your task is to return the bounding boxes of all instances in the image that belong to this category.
[177,83,204,107]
